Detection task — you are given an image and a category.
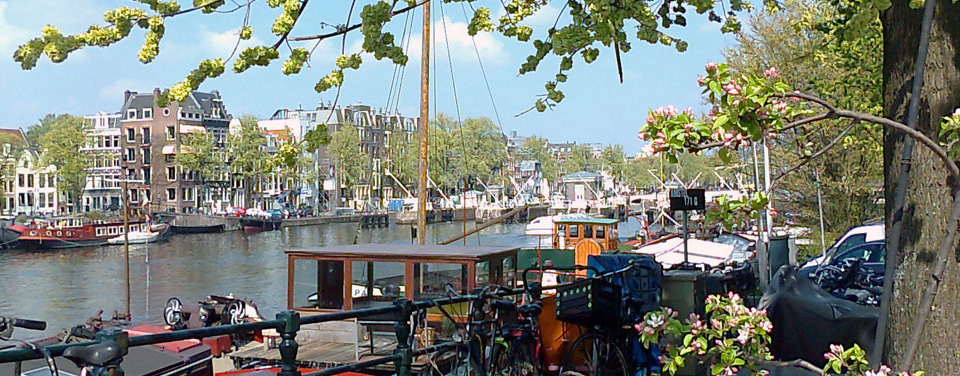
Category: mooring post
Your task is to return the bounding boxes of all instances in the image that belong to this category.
[393,299,414,376]
[276,311,301,376]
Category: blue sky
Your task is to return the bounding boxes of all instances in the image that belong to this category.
[0,0,735,154]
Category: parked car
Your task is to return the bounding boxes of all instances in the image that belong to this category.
[799,240,885,279]
[802,223,884,269]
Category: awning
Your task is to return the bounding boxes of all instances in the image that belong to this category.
[633,238,735,267]
[161,144,177,154]
[179,125,206,134]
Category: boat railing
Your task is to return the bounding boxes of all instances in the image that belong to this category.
[0,291,519,376]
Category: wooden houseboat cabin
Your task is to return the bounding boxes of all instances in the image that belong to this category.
[286,244,520,313]
[553,216,619,251]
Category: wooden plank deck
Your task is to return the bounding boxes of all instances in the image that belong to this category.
[229,337,404,370]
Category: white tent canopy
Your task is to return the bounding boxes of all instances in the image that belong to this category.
[632,237,735,268]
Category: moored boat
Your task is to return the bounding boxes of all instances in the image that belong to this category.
[240,209,283,231]
[172,223,226,234]
[13,217,148,249]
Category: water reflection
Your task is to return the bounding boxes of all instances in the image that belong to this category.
[0,221,552,338]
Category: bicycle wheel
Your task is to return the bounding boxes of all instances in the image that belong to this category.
[422,346,482,376]
[561,333,629,376]
[501,339,540,376]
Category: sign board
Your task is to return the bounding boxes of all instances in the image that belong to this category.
[669,188,706,211]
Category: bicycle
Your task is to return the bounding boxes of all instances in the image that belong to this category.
[550,260,658,376]
[487,266,548,376]
[423,284,515,376]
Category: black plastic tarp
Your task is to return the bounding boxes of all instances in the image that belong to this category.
[758,266,879,367]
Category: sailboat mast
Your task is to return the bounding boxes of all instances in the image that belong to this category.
[417,0,430,245]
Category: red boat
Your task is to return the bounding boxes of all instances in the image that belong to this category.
[12,217,148,249]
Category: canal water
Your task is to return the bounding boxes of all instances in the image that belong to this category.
[0,221,580,338]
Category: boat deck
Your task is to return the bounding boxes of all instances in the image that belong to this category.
[229,336,431,371]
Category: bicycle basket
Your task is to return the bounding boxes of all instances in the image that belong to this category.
[555,277,622,327]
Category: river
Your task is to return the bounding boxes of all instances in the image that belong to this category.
[0,220,593,338]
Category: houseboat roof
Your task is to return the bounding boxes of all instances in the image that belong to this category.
[554,215,618,225]
[285,243,521,261]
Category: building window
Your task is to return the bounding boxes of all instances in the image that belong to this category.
[127,128,135,142]
[128,110,136,119]
[166,126,176,140]
[143,108,152,119]
[167,166,177,181]
[163,108,171,117]
[18,174,24,188]
[167,188,177,202]
[142,128,151,143]
[126,148,136,162]
[142,148,151,164]
[143,167,151,184]
[182,188,193,201]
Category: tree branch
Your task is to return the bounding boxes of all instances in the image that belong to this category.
[271,0,310,49]
[751,358,823,374]
[289,0,428,42]
[767,118,858,193]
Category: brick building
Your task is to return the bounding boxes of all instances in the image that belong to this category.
[119,89,231,213]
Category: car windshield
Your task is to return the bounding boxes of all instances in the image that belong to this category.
[831,242,884,265]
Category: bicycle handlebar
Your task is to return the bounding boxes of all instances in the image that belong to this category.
[0,316,47,331]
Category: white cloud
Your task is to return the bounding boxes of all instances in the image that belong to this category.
[0,2,29,55]
[521,3,562,28]
[201,28,265,59]
[397,17,507,66]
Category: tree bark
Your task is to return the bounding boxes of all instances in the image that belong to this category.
[882,0,960,370]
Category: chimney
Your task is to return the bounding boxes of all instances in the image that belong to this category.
[153,87,162,100]
[124,90,136,103]
[211,89,220,97]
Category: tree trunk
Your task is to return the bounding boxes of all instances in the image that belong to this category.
[881,0,960,370]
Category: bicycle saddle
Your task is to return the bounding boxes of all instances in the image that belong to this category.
[492,299,517,312]
[518,302,542,317]
[63,341,121,367]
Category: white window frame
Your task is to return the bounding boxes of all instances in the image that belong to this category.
[167,166,177,181]
[143,108,152,119]
[167,188,177,202]
[128,110,136,119]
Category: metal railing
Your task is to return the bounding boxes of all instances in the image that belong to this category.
[0,292,508,376]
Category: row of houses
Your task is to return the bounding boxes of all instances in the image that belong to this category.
[0,89,425,216]
[2,87,617,217]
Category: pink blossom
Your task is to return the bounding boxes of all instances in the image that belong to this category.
[760,321,773,332]
[829,344,844,353]
[684,107,693,116]
[764,67,779,78]
[697,76,707,86]
[683,123,694,131]
[774,101,789,113]
[638,132,647,141]
[736,329,750,345]
[722,367,737,376]
[706,62,718,71]
[723,80,742,96]
[953,108,960,118]
[667,105,679,117]
[646,115,654,123]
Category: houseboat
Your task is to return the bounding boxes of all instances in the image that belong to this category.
[13,217,148,249]
[228,244,521,372]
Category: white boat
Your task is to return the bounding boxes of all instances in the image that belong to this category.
[107,230,159,245]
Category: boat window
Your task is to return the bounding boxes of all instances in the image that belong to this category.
[584,225,594,238]
[293,259,343,309]
[501,256,516,289]
[569,225,579,238]
[556,224,566,237]
[96,228,105,237]
[352,261,406,309]
[476,261,490,286]
[414,263,467,300]
[596,226,605,239]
